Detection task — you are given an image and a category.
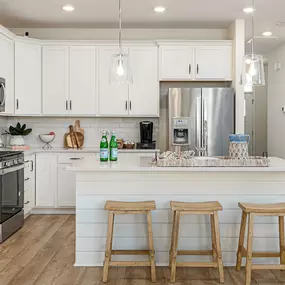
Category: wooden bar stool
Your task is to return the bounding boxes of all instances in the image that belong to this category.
[236,202,285,285]
[169,201,224,283]
[102,200,156,283]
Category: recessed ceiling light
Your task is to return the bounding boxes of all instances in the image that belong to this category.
[262,31,273,37]
[154,6,166,13]
[243,7,255,13]
[62,5,75,12]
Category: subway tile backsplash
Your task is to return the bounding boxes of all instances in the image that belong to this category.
[4,117,159,148]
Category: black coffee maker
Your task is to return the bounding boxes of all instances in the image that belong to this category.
[136,121,156,149]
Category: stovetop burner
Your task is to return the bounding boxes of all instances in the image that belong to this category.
[0,151,24,168]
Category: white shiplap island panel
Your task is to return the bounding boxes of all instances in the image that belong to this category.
[68,157,285,267]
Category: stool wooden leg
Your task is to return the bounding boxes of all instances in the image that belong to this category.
[245,213,254,285]
[147,211,156,283]
[103,211,115,283]
[279,216,285,270]
[170,211,180,283]
[213,211,224,284]
[211,214,217,262]
[236,211,247,271]
[169,210,177,269]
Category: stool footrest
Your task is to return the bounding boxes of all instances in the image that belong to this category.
[109,261,151,267]
[241,247,281,258]
[177,250,213,256]
[176,262,218,268]
[111,250,150,255]
[252,264,285,270]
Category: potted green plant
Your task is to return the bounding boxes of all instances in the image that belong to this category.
[3,123,32,146]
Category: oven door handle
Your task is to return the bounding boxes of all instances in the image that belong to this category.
[0,164,25,175]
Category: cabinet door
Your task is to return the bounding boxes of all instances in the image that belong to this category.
[0,33,14,114]
[98,48,129,116]
[15,42,41,115]
[195,46,232,80]
[43,46,69,115]
[129,47,159,116]
[35,154,57,207]
[57,164,75,207]
[69,46,96,116]
[159,47,193,80]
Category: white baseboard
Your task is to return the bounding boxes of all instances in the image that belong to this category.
[31,208,75,215]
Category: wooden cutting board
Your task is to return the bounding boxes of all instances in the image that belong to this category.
[74,120,84,135]
[64,125,84,149]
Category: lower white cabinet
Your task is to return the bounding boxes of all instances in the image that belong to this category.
[24,154,35,218]
[35,154,57,207]
[57,164,76,207]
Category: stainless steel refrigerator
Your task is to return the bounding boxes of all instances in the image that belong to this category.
[167,88,235,156]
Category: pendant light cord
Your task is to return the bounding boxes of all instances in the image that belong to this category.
[251,0,255,56]
[118,0,122,54]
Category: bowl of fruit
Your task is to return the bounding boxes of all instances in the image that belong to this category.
[39,132,55,149]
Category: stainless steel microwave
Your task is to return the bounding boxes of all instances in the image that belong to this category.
[0,78,6,112]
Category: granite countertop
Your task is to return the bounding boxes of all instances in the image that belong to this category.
[0,147,160,156]
[66,156,285,172]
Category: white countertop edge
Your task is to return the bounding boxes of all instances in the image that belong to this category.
[0,148,160,156]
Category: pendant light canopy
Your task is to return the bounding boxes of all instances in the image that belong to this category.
[241,0,265,87]
[110,0,132,84]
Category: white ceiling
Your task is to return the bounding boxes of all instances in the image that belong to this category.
[0,0,284,53]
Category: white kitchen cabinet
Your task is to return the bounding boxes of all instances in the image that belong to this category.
[195,46,232,80]
[129,47,159,116]
[98,48,129,116]
[159,47,194,80]
[0,33,14,114]
[36,154,57,207]
[159,44,232,81]
[57,164,76,207]
[24,154,35,218]
[15,42,41,115]
[69,46,97,116]
[42,46,69,115]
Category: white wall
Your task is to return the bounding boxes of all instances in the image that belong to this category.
[268,43,285,157]
[3,117,158,148]
[9,28,229,41]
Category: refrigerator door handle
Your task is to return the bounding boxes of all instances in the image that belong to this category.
[202,98,208,155]
[196,97,202,151]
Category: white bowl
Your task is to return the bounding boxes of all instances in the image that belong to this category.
[39,134,55,143]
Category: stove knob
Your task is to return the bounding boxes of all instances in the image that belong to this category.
[14,159,17,164]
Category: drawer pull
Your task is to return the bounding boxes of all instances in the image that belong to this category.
[24,201,30,205]
[69,157,82,160]
[25,178,30,181]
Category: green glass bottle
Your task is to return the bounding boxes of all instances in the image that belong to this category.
[109,130,118,162]
[100,131,109,162]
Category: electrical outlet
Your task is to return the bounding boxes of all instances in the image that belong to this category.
[274,62,281,71]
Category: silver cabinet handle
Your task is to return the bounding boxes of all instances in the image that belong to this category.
[125,101,128,111]
[197,64,199,74]
[189,64,191,75]
[24,201,30,205]
[66,100,68,110]
[129,101,132,111]
[16,99,19,110]
[70,100,72,111]
[30,160,34,172]
[24,178,30,181]
[69,157,82,160]
[0,83,6,107]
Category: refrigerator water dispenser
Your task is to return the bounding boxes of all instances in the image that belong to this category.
[172,117,191,146]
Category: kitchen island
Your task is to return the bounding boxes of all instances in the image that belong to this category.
[68,156,285,267]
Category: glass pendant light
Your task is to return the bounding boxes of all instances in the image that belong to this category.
[241,0,265,86]
[110,0,132,84]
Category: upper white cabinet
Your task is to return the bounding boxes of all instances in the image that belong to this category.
[159,43,232,81]
[42,46,69,115]
[129,47,159,116]
[195,46,232,80]
[159,47,194,80]
[69,46,96,116]
[15,42,42,115]
[0,33,14,114]
[98,48,129,116]
[42,46,97,116]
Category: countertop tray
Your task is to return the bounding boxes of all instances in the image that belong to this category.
[156,156,270,167]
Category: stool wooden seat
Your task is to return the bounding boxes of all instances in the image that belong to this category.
[103,201,156,283]
[169,201,224,283]
[236,202,285,285]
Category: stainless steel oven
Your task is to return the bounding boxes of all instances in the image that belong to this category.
[0,78,6,112]
[0,152,24,242]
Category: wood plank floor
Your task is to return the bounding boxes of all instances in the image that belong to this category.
[0,215,284,285]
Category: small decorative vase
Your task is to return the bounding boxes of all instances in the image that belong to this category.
[10,135,25,146]
[229,141,249,159]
